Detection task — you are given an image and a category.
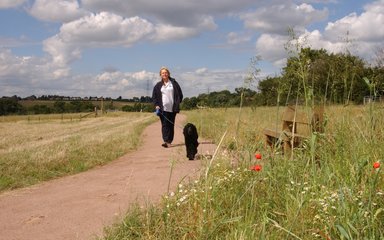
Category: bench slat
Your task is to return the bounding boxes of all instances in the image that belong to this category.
[263,105,324,155]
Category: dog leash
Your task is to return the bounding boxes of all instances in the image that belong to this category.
[155,109,185,129]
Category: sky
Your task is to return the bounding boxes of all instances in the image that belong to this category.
[0,0,383,99]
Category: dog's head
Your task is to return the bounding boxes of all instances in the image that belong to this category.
[183,123,198,138]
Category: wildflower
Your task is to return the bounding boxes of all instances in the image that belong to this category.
[251,165,262,171]
[255,153,262,160]
[373,162,380,169]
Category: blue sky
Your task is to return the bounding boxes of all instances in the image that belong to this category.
[0,0,383,98]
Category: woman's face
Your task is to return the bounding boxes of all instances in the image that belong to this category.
[160,69,169,81]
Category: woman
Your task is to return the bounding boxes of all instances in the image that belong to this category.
[152,67,183,148]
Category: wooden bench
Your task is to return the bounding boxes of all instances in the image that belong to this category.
[263,105,324,154]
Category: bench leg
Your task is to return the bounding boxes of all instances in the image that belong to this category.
[283,140,292,157]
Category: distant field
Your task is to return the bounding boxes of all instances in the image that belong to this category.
[0,112,98,122]
[18,99,147,110]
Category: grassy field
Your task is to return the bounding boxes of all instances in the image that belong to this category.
[100,104,383,239]
[18,99,136,108]
[0,111,156,191]
[1,105,383,239]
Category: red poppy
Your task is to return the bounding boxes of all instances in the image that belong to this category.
[373,162,380,169]
[255,153,262,160]
[251,165,262,171]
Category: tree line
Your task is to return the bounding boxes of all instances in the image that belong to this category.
[1,47,383,116]
[182,47,384,109]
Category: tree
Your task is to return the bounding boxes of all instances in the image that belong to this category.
[181,97,198,110]
[0,98,24,115]
[53,101,66,113]
[257,76,284,105]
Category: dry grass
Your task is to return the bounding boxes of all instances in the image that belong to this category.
[0,112,156,191]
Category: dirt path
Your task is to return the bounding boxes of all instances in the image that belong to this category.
[0,114,216,240]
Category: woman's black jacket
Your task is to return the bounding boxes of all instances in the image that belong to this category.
[152,77,183,113]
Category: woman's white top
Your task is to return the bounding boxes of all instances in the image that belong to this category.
[161,80,174,112]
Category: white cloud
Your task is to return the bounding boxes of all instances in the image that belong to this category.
[43,35,81,67]
[81,0,256,26]
[59,12,154,46]
[29,0,89,22]
[89,70,158,97]
[324,1,384,42]
[239,3,328,34]
[0,49,49,79]
[255,34,289,66]
[252,0,384,67]
[0,48,72,96]
[42,12,154,67]
[153,15,217,42]
[227,32,252,45]
[195,68,208,74]
[0,0,26,9]
[41,10,216,70]
[179,68,247,96]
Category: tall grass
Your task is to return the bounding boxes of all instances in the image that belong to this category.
[0,112,156,192]
[101,105,383,239]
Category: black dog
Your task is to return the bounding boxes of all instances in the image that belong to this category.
[183,123,199,160]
